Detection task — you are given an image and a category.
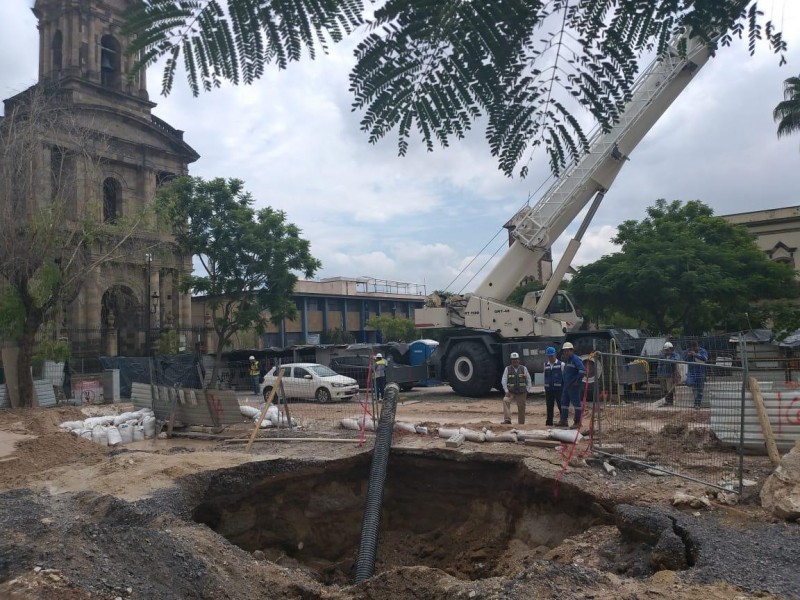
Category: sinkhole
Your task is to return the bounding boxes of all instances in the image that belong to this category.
[191,451,613,584]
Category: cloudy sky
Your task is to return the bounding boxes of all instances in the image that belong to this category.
[1,1,799,294]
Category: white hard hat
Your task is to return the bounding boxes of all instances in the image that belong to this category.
[510,352,520,359]
[562,342,574,350]
[375,353,382,359]
[249,356,255,360]
[663,342,673,349]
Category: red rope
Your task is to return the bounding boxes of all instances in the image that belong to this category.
[553,353,596,497]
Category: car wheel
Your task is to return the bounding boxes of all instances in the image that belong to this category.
[315,387,332,403]
[263,386,274,402]
[400,383,414,392]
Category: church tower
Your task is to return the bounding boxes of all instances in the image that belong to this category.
[7,0,200,356]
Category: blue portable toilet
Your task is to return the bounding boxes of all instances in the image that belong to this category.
[408,339,440,386]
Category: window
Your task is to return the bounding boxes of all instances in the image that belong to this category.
[102,178,121,222]
[100,35,121,89]
[156,171,176,187]
[51,146,65,200]
[280,366,292,378]
[294,367,310,379]
[52,31,63,72]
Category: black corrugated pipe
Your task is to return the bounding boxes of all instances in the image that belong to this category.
[353,382,399,583]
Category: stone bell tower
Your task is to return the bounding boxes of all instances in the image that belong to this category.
[12,0,200,356]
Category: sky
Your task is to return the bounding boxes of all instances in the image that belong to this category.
[1,1,799,295]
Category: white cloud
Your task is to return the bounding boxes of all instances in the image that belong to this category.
[1,0,798,294]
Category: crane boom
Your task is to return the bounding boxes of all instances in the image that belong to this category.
[415,32,720,397]
[475,34,713,308]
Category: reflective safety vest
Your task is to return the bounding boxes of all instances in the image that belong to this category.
[506,365,528,393]
[544,359,563,390]
[249,360,260,377]
[374,359,387,378]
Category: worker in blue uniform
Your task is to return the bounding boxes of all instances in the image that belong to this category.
[559,342,586,429]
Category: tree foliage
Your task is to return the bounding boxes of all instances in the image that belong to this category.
[155,176,321,386]
[0,89,148,407]
[507,279,544,307]
[125,1,785,177]
[774,75,800,145]
[366,314,417,342]
[568,200,798,336]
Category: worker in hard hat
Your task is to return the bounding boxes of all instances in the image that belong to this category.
[248,355,260,396]
[543,346,563,426]
[501,352,533,425]
[657,342,681,406]
[373,353,387,400]
[559,342,586,429]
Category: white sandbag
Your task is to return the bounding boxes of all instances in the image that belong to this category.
[266,405,279,421]
[240,405,260,419]
[70,428,82,436]
[80,428,93,440]
[91,425,108,446]
[394,421,417,433]
[437,428,460,439]
[459,427,486,443]
[132,426,145,442]
[107,426,122,446]
[549,429,583,444]
[118,423,133,444]
[341,417,375,431]
[259,419,274,429]
[514,429,551,441]
[112,410,149,426]
[84,416,115,429]
[59,420,85,431]
[142,415,157,439]
[270,413,298,428]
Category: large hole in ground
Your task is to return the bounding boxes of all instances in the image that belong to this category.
[192,452,613,584]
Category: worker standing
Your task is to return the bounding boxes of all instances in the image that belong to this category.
[559,342,586,429]
[248,355,260,396]
[684,341,709,408]
[501,352,533,425]
[542,346,563,426]
[373,353,387,400]
[657,342,681,406]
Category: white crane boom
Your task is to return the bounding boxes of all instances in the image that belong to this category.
[417,33,715,338]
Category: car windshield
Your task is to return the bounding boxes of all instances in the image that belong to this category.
[308,365,339,378]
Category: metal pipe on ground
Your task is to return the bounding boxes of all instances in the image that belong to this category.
[353,383,399,583]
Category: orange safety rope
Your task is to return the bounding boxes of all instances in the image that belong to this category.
[358,351,377,446]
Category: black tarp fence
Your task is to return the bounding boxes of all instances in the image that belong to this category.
[99,354,203,398]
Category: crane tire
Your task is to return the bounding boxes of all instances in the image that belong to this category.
[447,341,497,397]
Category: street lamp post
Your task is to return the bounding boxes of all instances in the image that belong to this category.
[145,253,152,356]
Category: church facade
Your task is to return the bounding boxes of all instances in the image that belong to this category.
[3,0,199,356]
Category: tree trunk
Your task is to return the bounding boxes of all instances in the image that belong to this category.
[15,326,38,408]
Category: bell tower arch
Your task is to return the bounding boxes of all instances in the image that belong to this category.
[32,0,148,100]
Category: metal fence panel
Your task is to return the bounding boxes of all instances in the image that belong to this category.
[591,348,746,492]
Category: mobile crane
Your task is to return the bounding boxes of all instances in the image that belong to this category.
[415,33,716,397]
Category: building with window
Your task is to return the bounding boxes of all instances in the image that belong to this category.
[192,277,427,350]
[2,0,199,357]
[722,206,800,271]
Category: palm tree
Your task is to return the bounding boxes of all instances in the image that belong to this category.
[774,76,800,143]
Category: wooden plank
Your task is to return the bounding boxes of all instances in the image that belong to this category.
[749,376,781,466]
[245,372,283,453]
[524,438,562,448]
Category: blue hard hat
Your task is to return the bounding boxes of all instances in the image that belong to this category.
[545,346,556,356]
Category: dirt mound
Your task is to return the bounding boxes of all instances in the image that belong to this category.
[0,406,87,436]
[0,432,108,488]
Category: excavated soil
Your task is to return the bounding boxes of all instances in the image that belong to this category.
[0,395,798,599]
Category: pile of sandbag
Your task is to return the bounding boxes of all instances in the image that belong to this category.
[239,404,298,428]
[59,408,157,446]
[339,416,428,434]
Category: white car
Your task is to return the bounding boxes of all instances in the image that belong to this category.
[260,363,359,403]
